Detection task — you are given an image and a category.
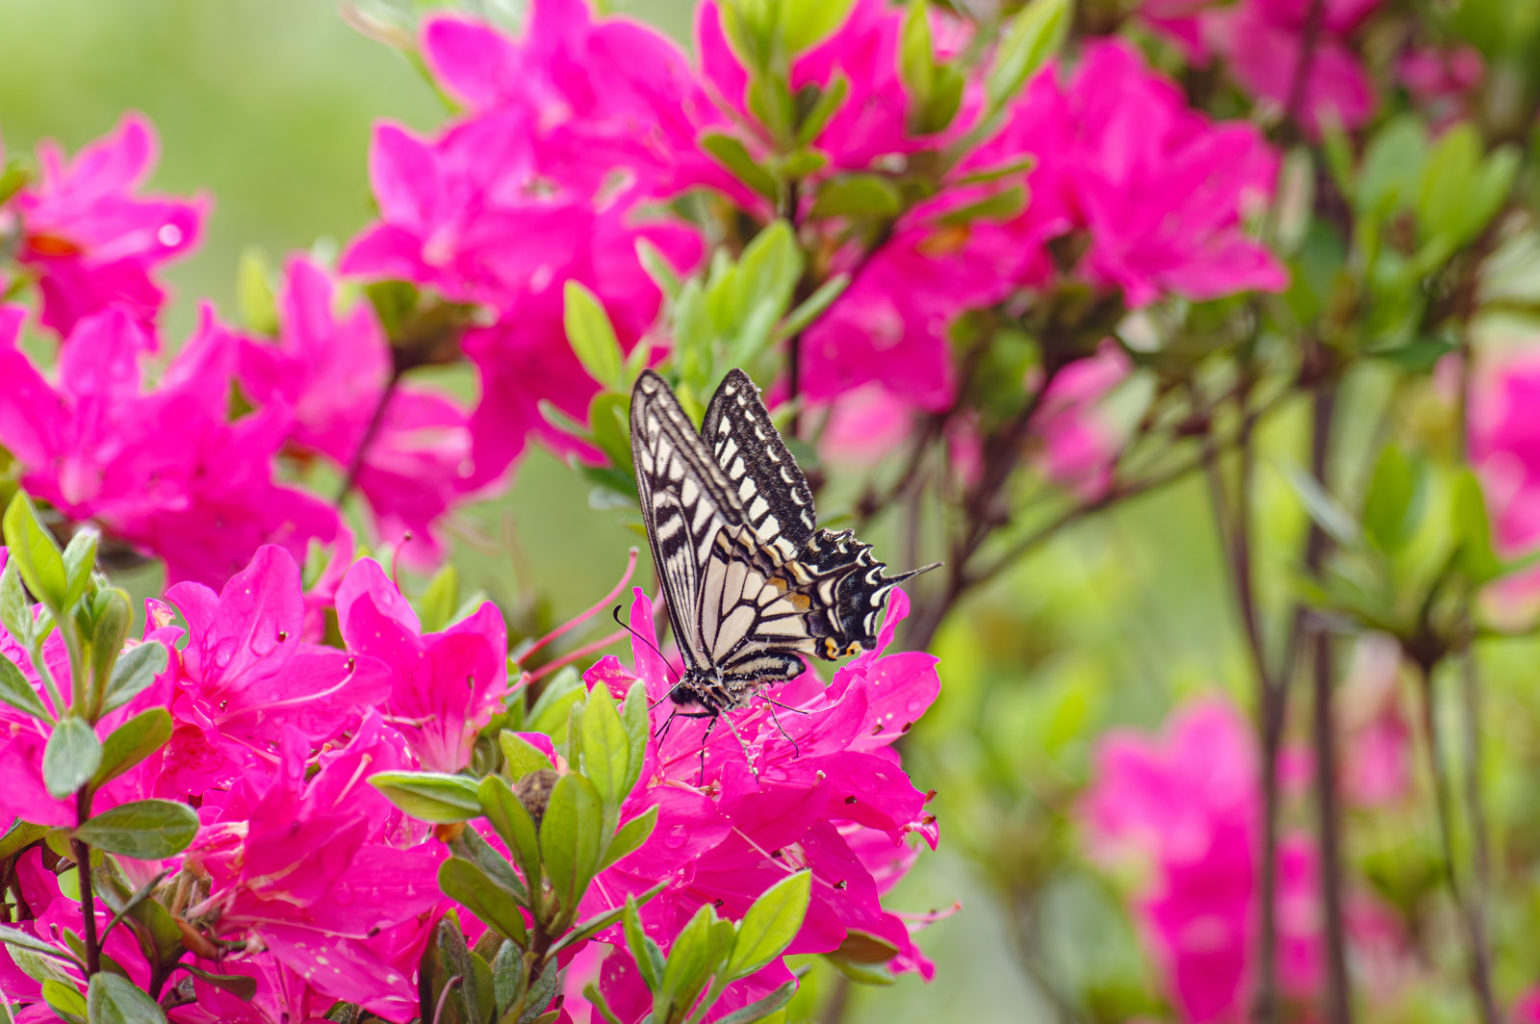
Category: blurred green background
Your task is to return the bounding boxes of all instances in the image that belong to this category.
[0,2,1267,1020]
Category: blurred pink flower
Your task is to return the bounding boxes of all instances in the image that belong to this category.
[335,556,508,772]
[1338,636,1412,808]
[238,257,472,564]
[580,586,940,1020]
[186,715,442,1023]
[1470,345,1540,601]
[1037,350,1128,497]
[982,41,1286,309]
[1083,697,1322,1022]
[4,113,206,336]
[158,546,391,797]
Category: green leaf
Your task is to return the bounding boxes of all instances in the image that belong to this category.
[517,958,560,1024]
[1452,469,1502,582]
[808,174,902,220]
[370,771,483,823]
[726,871,811,980]
[1362,446,1426,555]
[539,773,605,914]
[0,924,78,963]
[1280,464,1361,548]
[0,651,49,721]
[701,132,780,201]
[734,220,803,318]
[60,529,98,610]
[492,937,526,1013]
[480,776,542,883]
[499,731,554,781]
[44,978,88,1024]
[600,805,659,872]
[935,184,1027,228]
[565,281,625,388]
[0,819,49,860]
[452,824,530,904]
[782,0,856,52]
[74,799,199,859]
[1356,116,1428,219]
[714,980,798,1024]
[898,1,933,103]
[180,963,260,1002]
[583,982,627,1024]
[87,971,169,1023]
[619,681,649,795]
[916,63,965,134]
[4,491,69,614]
[0,557,33,645]
[364,279,420,340]
[527,666,585,737]
[658,906,719,1021]
[588,391,634,475]
[236,247,280,335]
[985,0,1069,113]
[636,239,684,303]
[102,641,168,715]
[91,709,173,790]
[580,684,630,816]
[440,857,530,946]
[89,590,133,702]
[417,565,460,634]
[622,895,665,991]
[44,716,102,799]
[793,76,849,148]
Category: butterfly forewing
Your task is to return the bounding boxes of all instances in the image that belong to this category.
[702,368,818,552]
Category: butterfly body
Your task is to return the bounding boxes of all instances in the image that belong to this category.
[629,368,933,721]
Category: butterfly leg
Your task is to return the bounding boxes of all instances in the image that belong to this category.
[759,699,800,759]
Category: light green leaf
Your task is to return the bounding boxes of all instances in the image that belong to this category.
[600,805,659,872]
[237,248,279,335]
[898,2,933,103]
[89,590,133,702]
[540,773,605,914]
[565,281,625,388]
[935,184,1027,228]
[60,529,98,610]
[0,558,33,645]
[985,0,1069,113]
[527,666,585,737]
[808,174,902,220]
[44,716,102,799]
[180,963,260,1002]
[499,731,554,781]
[622,895,665,991]
[4,492,69,614]
[91,709,173,790]
[0,652,49,721]
[73,799,199,859]
[440,857,530,946]
[1280,464,1361,548]
[620,681,649,795]
[1452,469,1502,582]
[726,871,811,980]
[87,972,168,1024]
[793,76,849,148]
[369,771,482,823]
[1362,446,1426,555]
[479,775,542,883]
[580,685,630,815]
[0,820,49,860]
[0,924,78,963]
[701,132,780,201]
[452,823,530,903]
[44,978,88,1024]
[417,565,460,634]
[102,641,168,715]
[658,906,719,1021]
[782,0,856,53]
[714,980,798,1024]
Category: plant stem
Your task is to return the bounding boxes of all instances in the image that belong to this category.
[335,365,405,506]
[1416,662,1500,1024]
[1301,385,1354,1024]
[71,787,100,978]
[1459,648,1500,1024]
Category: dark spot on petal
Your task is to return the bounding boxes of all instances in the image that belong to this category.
[834,880,847,891]
[770,849,783,859]
[871,724,885,734]
[346,657,356,673]
[713,899,724,909]
[924,789,937,802]
[844,796,857,805]
[277,630,289,642]
[901,721,913,733]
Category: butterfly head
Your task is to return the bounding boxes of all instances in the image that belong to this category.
[670,669,732,715]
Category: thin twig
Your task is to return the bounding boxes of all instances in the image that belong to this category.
[335,365,405,506]
[71,788,100,978]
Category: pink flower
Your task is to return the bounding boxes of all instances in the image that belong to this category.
[982,41,1286,309]
[186,716,443,1023]
[580,586,940,1019]
[421,3,725,200]
[238,257,472,564]
[1082,697,1322,1023]
[335,556,508,773]
[5,113,206,336]
[0,304,342,587]
[171,955,336,1024]
[1037,350,1128,498]
[158,546,391,798]
[1470,344,1540,602]
[1338,636,1412,808]
[341,111,700,483]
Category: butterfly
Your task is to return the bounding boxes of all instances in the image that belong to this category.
[629,367,935,729]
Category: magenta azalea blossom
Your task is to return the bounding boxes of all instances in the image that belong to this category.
[158,546,392,796]
[576,586,940,1020]
[4,113,206,336]
[185,716,442,1023]
[238,257,473,563]
[335,556,508,772]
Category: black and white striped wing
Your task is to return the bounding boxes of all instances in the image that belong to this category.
[629,370,745,674]
[702,369,817,556]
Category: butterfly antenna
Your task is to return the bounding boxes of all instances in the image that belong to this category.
[890,561,944,585]
[760,699,801,759]
[611,606,682,685]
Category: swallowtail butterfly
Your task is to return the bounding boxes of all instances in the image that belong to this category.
[629,368,934,726]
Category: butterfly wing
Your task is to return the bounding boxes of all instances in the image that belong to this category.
[702,369,818,555]
[630,370,747,674]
